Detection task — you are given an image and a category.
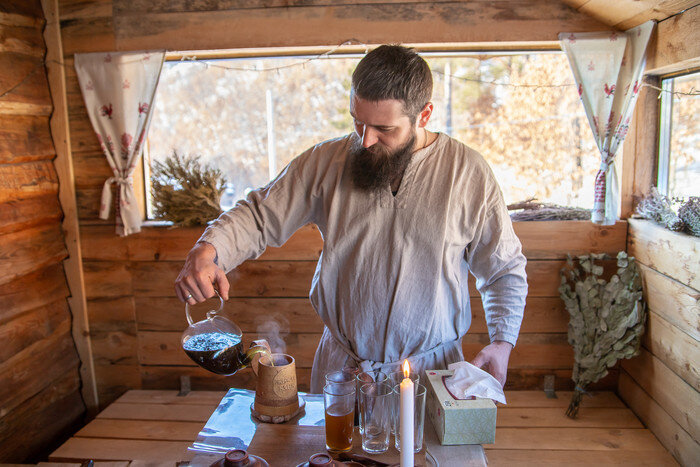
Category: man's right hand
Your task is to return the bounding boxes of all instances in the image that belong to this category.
[175,242,230,305]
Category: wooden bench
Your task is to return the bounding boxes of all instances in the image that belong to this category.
[48,390,678,465]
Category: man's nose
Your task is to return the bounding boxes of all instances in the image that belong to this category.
[360,125,379,148]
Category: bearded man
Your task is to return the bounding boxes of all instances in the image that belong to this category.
[175,45,528,393]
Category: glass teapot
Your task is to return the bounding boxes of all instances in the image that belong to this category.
[181,291,270,376]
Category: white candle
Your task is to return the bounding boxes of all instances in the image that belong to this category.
[400,360,414,467]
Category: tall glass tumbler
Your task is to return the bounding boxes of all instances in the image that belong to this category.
[323,383,355,452]
[392,383,427,453]
[356,370,387,435]
[388,370,419,435]
[359,382,392,454]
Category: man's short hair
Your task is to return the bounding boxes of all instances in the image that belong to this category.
[351,44,433,122]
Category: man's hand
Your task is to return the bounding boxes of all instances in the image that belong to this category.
[470,340,513,387]
[175,242,230,305]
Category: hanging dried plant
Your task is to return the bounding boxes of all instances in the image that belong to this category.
[151,151,226,227]
[559,252,645,418]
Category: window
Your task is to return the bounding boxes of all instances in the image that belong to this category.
[657,71,700,199]
[145,51,601,217]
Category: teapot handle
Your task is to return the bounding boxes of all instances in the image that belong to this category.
[185,290,225,326]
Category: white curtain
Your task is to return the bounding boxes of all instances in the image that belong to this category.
[75,51,165,236]
[560,21,654,224]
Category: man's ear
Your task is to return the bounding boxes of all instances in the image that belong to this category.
[417,102,433,128]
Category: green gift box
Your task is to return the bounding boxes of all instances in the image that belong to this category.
[425,369,497,445]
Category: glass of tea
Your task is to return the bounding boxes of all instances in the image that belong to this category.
[323,382,355,452]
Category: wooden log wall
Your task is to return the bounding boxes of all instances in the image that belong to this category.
[0,0,86,462]
[53,1,625,409]
[619,219,700,466]
[79,221,628,403]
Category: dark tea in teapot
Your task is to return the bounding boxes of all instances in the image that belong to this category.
[182,292,272,376]
[183,332,246,375]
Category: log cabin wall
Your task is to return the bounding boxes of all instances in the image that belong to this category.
[0,0,86,462]
[615,8,700,466]
[55,0,633,409]
[620,220,700,466]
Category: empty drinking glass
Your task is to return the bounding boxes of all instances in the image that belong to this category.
[393,383,427,454]
[359,382,392,454]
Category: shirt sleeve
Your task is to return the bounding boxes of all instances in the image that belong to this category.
[465,188,528,346]
[197,152,318,273]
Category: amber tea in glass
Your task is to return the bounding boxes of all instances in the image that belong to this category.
[323,383,355,452]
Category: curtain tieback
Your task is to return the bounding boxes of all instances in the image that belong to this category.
[99,175,133,220]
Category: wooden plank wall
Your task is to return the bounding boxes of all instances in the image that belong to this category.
[79,221,627,405]
[0,0,86,462]
[619,219,700,466]
[56,0,620,408]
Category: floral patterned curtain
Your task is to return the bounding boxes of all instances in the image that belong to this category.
[75,51,165,236]
[559,21,654,225]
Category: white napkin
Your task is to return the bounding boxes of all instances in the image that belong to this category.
[445,361,507,404]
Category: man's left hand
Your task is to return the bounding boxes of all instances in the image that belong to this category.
[470,340,513,387]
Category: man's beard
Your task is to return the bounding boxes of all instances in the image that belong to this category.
[350,132,416,192]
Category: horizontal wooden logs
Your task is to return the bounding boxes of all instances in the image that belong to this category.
[0,22,45,56]
[91,329,139,366]
[127,259,581,298]
[646,5,700,75]
[628,218,700,291]
[133,295,568,334]
[643,311,699,392]
[78,222,627,262]
[83,260,132,298]
[138,331,320,367]
[107,2,607,53]
[621,348,699,441]
[514,220,626,259]
[0,192,63,235]
[618,371,700,467]
[87,296,137,332]
[0,320,79,417]
[638,262,700,341]
[0,262,69,324]
[0,52,52,115]
[0,223,68,286]
[0,298,71,364]
[140,364,314,392]
[0,159,59,203]
[0,371,83,463]
[0,114,54,163]
[93,362,142,409]
[72,150,113,188]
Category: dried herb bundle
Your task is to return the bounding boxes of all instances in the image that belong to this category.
[634,187,684,231]
[151,152,226,227]
[678,197,700,237]
[508,198,590,221]
[559,252,645,418]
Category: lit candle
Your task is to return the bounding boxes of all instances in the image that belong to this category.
[400,359,414,467]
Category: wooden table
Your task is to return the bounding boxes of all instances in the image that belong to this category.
[188,388,486,466]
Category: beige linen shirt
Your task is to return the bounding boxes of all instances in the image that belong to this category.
[199,133,527,392]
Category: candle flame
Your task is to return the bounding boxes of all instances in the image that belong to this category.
[403,360,410,378]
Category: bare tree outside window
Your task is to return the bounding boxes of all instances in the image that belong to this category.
[146,52,601,217]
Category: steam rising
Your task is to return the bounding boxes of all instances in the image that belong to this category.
[255,313,289,355]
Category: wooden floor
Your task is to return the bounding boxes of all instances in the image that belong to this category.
[45,390,678,466]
